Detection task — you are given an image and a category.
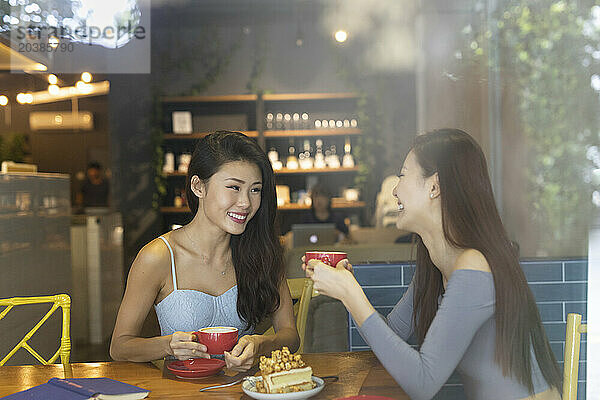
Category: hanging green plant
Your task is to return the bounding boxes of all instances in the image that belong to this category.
[151,90,167,210]
[457,0,600,255]
[332,49,386,222]
[0,133,28,163]
[151,26,243,210]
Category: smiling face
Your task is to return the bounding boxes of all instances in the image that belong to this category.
[392,150,438,232]
[192,160,263,235]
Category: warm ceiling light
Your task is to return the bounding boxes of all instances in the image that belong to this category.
[0,95,8,106]
[81,72,92,83]
[334,30,348,43]
[16,93,27,104]
[48,36,59,49]
[48,74,58,85]
[24,93,33,104]
[48,84,60,95]
[33,63,47,71]
[76,81,93,94]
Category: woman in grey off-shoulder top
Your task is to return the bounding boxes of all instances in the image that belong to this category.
[304,129,562,400]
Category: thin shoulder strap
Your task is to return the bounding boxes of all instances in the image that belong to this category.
[158,236,177,290]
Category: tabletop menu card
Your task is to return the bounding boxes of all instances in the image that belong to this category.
[0,377,149,400]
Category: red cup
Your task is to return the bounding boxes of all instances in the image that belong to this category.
[305,251,348,267]
[192,326,238,355]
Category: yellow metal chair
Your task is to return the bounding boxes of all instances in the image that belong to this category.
[563,313,587,400]
[0,294,71,366]
[264,278,319,353]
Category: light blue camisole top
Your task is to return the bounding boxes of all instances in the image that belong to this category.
[153,236,252,337]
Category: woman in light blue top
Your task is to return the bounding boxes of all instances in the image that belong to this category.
[111,131,299,371]
[303,129,562,399]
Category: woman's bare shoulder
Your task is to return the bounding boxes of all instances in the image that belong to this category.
[128,237,172,280]
[454,248,491,273]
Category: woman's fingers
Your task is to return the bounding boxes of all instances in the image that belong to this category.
[224,335,257,371]
[229,337,248,357]
[335,259,353,273]
[169,331,209,359]
[305,267,314,278]
[224,351,253,370]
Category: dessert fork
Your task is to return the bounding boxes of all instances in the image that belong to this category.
[198,376,258,391]
[198,375,338,391]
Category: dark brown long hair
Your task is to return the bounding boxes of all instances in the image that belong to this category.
[185,131,284,330]
[410,129,561,394]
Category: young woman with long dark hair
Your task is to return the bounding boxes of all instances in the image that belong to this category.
[303,129,561,399]
[111,131,299,371]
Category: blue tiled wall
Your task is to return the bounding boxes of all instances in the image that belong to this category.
[349,259,588,400]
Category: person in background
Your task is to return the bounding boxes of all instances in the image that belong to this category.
[77,161,110,208]
[110,131,299,371]
[303,129,561,400]
[302,183,353,243]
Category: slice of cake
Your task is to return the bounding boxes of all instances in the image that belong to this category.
[255,347,315,394]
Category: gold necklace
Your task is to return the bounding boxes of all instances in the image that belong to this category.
[182,227,231,276]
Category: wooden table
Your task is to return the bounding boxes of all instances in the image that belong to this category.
[0,351,409,399]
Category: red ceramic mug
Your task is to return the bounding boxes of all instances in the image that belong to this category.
[192,326,238,355]
[305,251,348,267]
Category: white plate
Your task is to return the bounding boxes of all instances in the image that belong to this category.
[242,376,325,400]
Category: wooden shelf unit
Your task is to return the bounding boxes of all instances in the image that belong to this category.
[160,201,365,214]
[163,131,258,140]
[162,94,258,102]
[166,167,359,177]
[160,92,364,231]
[262,92,358,101]
[162,92,357,103]
[275,167,358,175]
[278,201,365,210]
[264,128,361,138]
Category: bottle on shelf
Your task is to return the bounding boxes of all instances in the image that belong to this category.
[327,144,341,168]
[173,189,183,208]
[268,147,283,170]
[299,139,313,169]
[342,137,355,168]
[275,113,284,129]
[268,147,278,163]
[163,152,175,174]
[286,144,299,170]
[178,153,191,173]
[301,112,309,129]
[266,113,274,130]
[314,139,326,169]
[283,113,292,130]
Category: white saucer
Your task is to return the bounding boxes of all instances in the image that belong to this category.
[242,376,325,400]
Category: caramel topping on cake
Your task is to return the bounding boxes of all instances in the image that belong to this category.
[256,347,314,394]
[259,347,306,375]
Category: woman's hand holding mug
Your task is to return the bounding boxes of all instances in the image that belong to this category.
[168,331,209,360]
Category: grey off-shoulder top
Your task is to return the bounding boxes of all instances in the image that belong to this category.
[358,269,551,400]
